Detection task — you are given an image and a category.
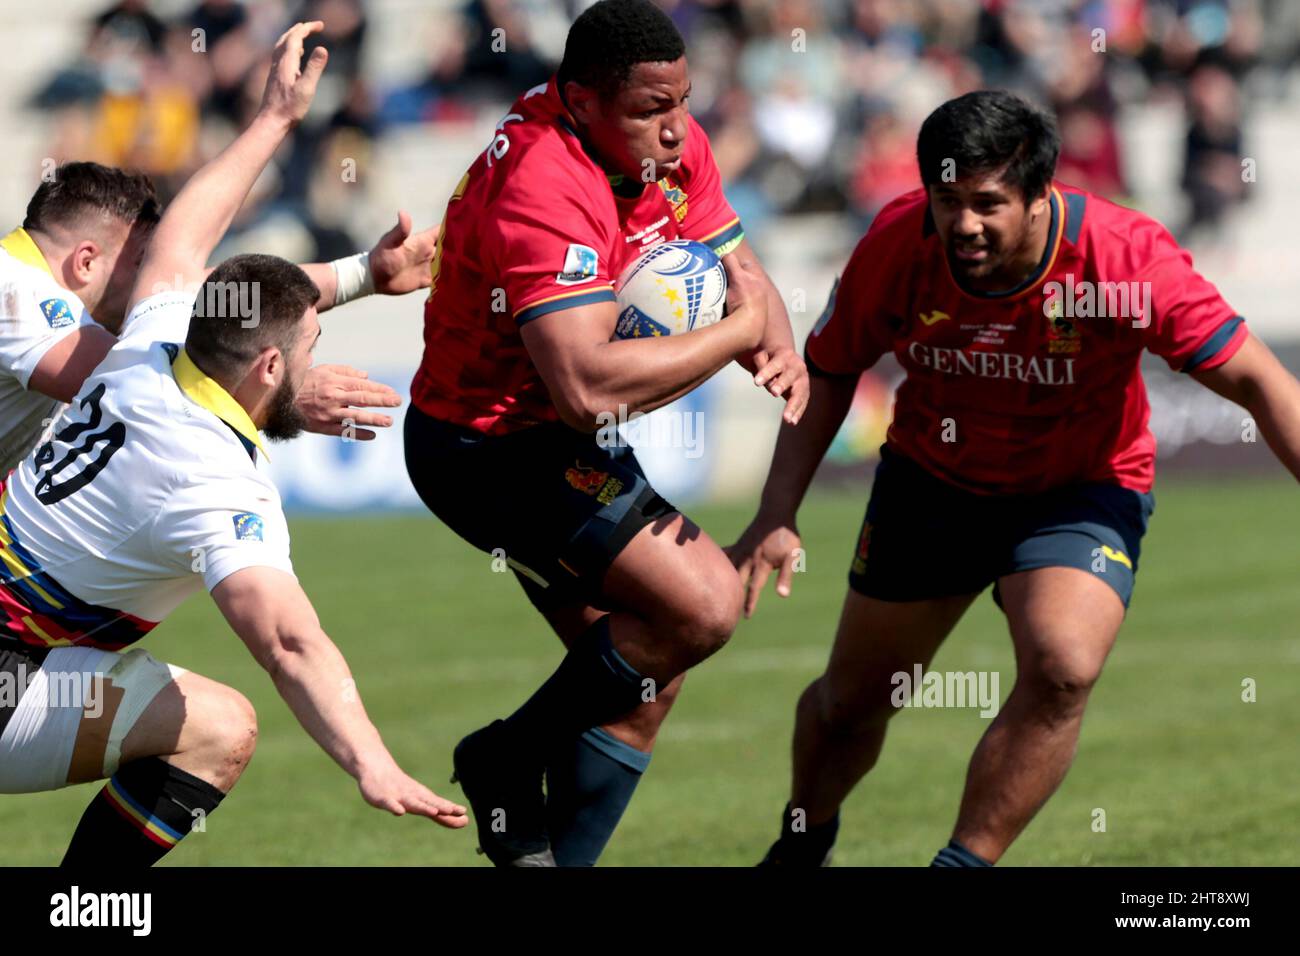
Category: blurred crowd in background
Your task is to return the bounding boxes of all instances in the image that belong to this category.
[30,0,1300,262]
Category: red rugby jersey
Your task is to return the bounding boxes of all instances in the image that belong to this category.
[411,77,745,434]
[806,183,1247,495]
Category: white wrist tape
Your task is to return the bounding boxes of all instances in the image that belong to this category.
[330,252,374,305]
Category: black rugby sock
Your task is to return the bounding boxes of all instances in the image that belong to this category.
[61,757,226,866]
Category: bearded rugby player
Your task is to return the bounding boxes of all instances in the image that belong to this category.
[0,162,437,473]
[0,22,465,865]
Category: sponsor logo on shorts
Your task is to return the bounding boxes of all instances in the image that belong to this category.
[40,298,76,329]
[1099,544,1132,569]
[851,521,871,576]
[556,243,599,285]
[565,462,624,505]
[232,512,264,541]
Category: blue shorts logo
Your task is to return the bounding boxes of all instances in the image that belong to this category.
[232,512,264,541]
[39,298,75,329]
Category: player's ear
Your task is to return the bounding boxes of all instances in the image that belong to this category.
[1027,185,1051,216]
[564,80,600,124]
[70,239,100,284]
[257,345,283,387]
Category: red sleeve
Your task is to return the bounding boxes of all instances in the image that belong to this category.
[804,199,915,375]
[482,163,617,326]
[1135,218,1246,372]
[676,116,744,256]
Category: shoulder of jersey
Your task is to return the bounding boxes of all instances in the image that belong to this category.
[1058,184,1176,273]
[847,187,929,267]
[0,253,87,326]
[92,339,264,478]
[878,187,931,234]
[493,105,605,190]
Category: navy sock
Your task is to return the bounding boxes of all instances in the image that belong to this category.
[547,727,651,866]
[503,616,647,761]
[930,838,994,867]
[61,757,225,866]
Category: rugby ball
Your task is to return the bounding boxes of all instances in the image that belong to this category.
[613,240,727,339]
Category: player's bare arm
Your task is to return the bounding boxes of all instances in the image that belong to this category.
[521,252,768,430]
[289,211,445,439]
[1192,331,1300,479]
[131,22,328,306]
[729,370,859,616]
[120,23,400,441]
[213,567,468,828]
[300,212,440,313]
[27,322,118,402]
[725,236,810,425]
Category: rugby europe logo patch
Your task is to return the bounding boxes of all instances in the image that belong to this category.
[232,513,264,541]
[556,244,599,286]
[40,298,75,329]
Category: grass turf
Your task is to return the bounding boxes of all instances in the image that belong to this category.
[3,479,1296,866]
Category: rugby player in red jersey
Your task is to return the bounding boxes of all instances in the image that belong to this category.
[732,90,1300,866]
[404,0,808,865]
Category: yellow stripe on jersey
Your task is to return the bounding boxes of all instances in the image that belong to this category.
[696,217,741,243]
[0,227,55,277]
[21,614,71,647]
[172,348,269,459]
[0,549,64,610]
[512,284,615,320]
[0,491,65,610]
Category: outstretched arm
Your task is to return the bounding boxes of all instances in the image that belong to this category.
[130,21,329,307]
[1192,332,1300,480]
[300,212,440,314]
[213,566,468,827]
[726,370,859,616]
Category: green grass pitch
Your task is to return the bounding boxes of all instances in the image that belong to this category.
[3,479,1297,866]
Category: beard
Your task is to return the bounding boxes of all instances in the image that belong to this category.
[263,371,309,442]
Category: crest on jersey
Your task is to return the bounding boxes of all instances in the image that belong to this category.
[556,244,599,286]
[659,178,688,223]
[1046,298,1082,354]
[232,513,264,542]
[39,298,75,329]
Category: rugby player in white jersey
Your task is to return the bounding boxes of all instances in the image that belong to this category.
[0,21,467,865]
[0,162,437,474]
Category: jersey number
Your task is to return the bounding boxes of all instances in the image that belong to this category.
[33,383,126,506]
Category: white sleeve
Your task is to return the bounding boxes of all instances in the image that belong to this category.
[118,291,195,348]
[153,475,296,591]
[0,278,94,388]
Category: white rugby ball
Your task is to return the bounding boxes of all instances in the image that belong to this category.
[613,240,727,339]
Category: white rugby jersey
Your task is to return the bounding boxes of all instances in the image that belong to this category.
[0,228,97,474]
[0,291,294,651]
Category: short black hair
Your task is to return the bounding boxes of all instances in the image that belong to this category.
[23,162,160,234]
[186,254,319,381]
[916,91,1061,203]
[558,0,686,99]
